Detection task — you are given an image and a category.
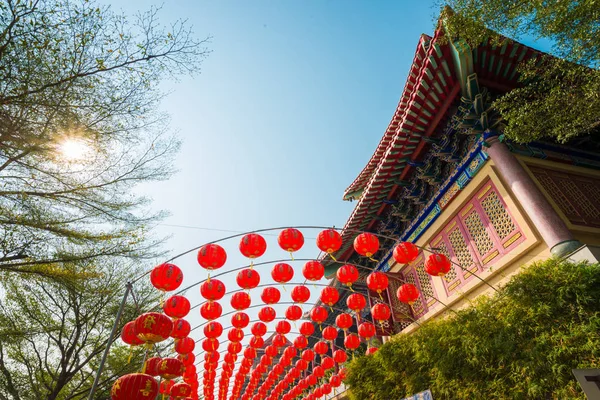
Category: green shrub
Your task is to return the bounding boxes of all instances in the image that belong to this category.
[345,258,600,400]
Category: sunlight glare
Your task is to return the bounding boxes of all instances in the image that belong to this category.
[59,139,90,161]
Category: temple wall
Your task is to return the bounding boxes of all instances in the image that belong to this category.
[388,160,553,331]
[518,156,600,246]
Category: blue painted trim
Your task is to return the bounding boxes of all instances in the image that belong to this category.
[375,139,486,272]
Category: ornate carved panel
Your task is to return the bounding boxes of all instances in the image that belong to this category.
[529,165,600,228]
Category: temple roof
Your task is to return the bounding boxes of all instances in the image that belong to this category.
[327,17,542,275]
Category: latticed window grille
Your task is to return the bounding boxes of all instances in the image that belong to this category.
[427,180,524,296]
[529,165,600,228]
[400,254,437,319]
[397,180,524,322]
[387,273,414,332]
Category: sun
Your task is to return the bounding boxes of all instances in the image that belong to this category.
[59,139,90,161]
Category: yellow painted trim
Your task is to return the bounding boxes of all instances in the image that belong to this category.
[477,183,492,199]
[460,203,473,216]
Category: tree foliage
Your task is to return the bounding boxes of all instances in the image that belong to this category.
[0,262,158,400]
[441,1,600,143]
[0,0,209,278]
[344,258,600,400]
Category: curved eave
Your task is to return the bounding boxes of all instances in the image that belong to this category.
[342,34,433,201]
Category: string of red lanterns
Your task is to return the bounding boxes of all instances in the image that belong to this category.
[110,228,454,400]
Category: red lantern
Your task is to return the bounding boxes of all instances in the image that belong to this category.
[276,320,291,334]
[178,352,195,367]
[333,349,347,364]
[330,374,342,388]
[366,272,389,294]
[244,347,257,359]
[171,319,191,339]
[202,338,219,352]
[250,336,264,349]
[236,269,261,290]
[344,334,360,350]
[314,341,328,355]
[157,358,185,379]
[320,287,339,306]
[339,367,348,380]
[291,285,311,303]
[299,321,314,337]
[322,326,338,342]
[271,263,294,284]
[301,349,315,362]
[258,306,276,322]
[159,380,175,396]
[111,373,158,400]
[393,242,419,264]
[200,301,222,320]
[302,261,324,281]
[251,322,267,337]
[171,382,192,398]
[353,233,379,258]
[371,303,391,322]
[200,279,226,301]
[135,312,173,345]
[358,322,376,339]
[163,295,190,319]
[365,347,378,356]
[239,233,267,259]
[175,337,195,354]
[261,354,272,366]
[285,305,303,321]
[197,243,227,270]
[231,312,250,328]
[150,263,183,292]
[272,333,287,347]
[310,306,328,325]
[261,287,281,304]
[425,253,451,276]
[121,321,143,346]
[336,264,359,288]
[396,283,420,304]
[284,346,296,359]
[230,292,251,310]
[335,313,353,331]
[204,321,223,339]
[313,366,325,378]
[321,357,335,370]
[144,357,162,376]
[346,293,366,312]
[229,342,242,354]
[296,359,308,371]
[316,229,342,255]
[265,345,278,357]
[228,328,245,343]
[294,335,308,349]
[278,228,304,253]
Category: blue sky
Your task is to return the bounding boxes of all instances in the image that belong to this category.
[105,0,548,387]
[108,0,444,374]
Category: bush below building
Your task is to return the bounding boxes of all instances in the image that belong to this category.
[345,258,600,399]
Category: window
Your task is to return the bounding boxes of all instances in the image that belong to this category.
[402,180,524,299]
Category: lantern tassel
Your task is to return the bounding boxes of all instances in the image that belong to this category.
[127,346,133,364]
[250,260,254,270]
[368,256,379,262]
[289,251,294,261]
[207,272,211,283]
[378,291,384,301]
[328,252,337,261]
